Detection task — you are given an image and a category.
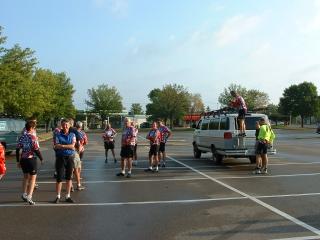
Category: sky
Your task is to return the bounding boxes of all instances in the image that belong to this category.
[1,0,320,111]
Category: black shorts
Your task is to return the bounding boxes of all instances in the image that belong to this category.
[256,141,268,155]
[120,145,134,158]
[104,141,115,150]
[238,109,247,119]
[159,142,166,153]
[149,144,160,156]
[20,157,37,175]
[133,144,137,155]
[55,155,75,182]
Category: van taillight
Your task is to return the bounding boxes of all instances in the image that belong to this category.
[224,132,232,139]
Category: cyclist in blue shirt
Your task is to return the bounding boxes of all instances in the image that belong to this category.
[53,118,76,203]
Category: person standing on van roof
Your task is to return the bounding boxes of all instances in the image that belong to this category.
[16,120,44,205]
[0,142,6,180]
[256,118,275,174]
[230,91,247,136]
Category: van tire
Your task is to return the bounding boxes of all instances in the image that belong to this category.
[211,146,223,165]
[193,144,202,159]
[249,156,256,164]
[215,154,223,164]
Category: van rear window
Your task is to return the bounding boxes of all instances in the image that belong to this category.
[245,117,266,130]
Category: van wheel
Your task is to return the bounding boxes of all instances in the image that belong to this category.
[215,154,223,164]
[249,156,256,164]
[193,144,201,159]
[211,146,223,165]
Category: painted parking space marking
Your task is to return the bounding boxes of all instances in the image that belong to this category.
[167,155,320,236]
[0,196,248,208]
[270,236,320,240]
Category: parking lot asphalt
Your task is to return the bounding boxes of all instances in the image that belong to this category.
[1,129,320,240]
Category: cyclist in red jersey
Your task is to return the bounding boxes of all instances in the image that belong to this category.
[145,121,161,172]
[117,118,136,178]
[230,90,247,136]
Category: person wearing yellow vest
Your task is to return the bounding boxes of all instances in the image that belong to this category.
[256,117,275,174]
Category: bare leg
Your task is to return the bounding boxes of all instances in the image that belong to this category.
[261,154,268,173]
[127,158,133,172]
[22,174,28,194]
[66,180,72,196]
[27,174,36,198]
[74,168,80,187]
[56,182,62,197]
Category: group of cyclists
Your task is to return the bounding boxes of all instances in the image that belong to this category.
[102,118,171,178]
[11,118,88,205]
[1,116,171,205]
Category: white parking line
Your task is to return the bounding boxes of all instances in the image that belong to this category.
[167,155,320,236]
[36,177,208,184]
[0,196,247,208]
[216,172,320,180]
[270,236,320,240]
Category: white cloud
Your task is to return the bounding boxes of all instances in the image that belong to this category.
[215,15,261,47]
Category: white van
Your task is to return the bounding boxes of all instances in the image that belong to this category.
[192,112,276,164]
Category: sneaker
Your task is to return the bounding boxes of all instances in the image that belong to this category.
[126,173,132,178]
[153,168,159,173]
[65,197,75,203]
[261,168,268,174]
[116,172,125,177]
[21,194,28,202]
[161,163,166,168]
[105,159,108,163]
[144,168,153,172]
[54,197,60,204]
[76,185,85,191]
[253,168,261,174]
[114,158,117,163]
[27,198,35,205]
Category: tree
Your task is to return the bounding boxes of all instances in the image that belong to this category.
[0,26,76,122]
[130,103,144,115]
[0,44,38,117]
[218,84,247,107]
[279,81,320,128]
[245,89,270,110]
[265,104,287,125]
[205,106,211,112]
[146,84,190,128]
[218,84,270,110]
[189,93,205,114]
[86,84,123,124]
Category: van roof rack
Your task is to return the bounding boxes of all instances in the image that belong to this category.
[200,107,238,118]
